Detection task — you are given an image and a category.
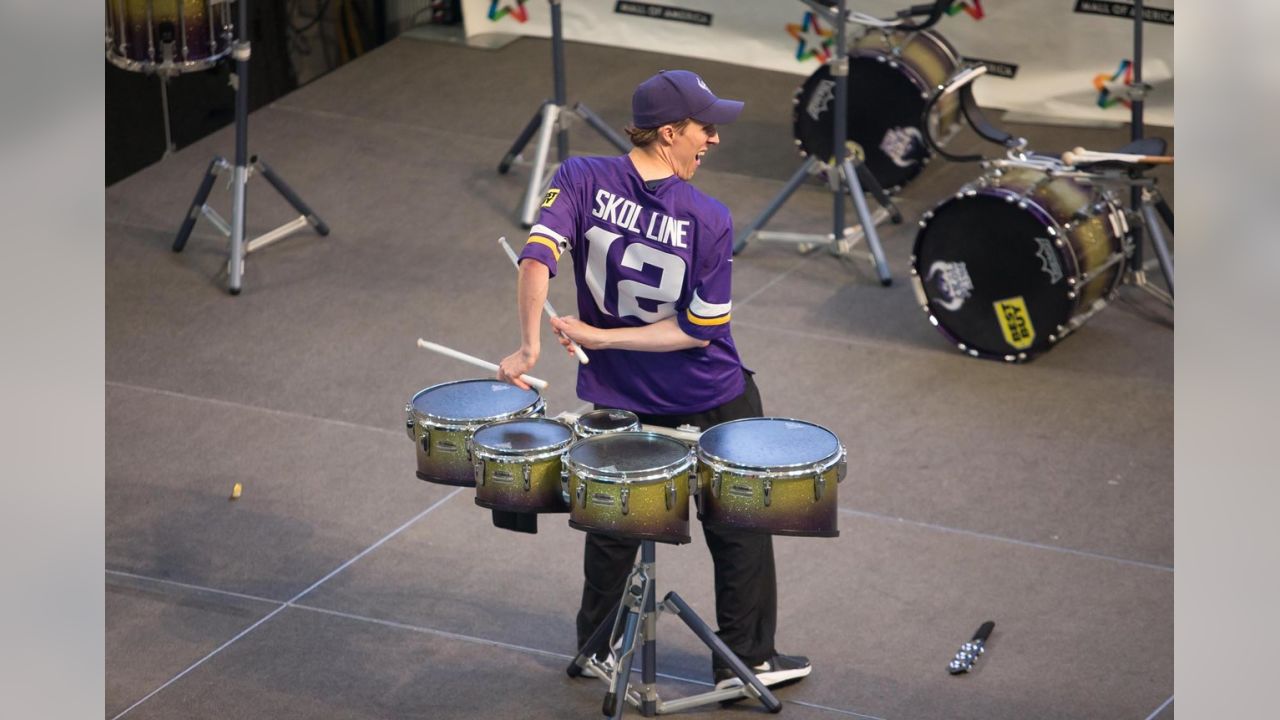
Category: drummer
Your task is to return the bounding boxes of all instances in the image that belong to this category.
[498,70,810,690]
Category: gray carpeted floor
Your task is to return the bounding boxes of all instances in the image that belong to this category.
[106,35,1174,720]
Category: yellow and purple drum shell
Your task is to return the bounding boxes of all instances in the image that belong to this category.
[696,418,846,538]
[472,417,574,513]
[405,379,544,487]
[105,0,236,74]
[563,432,695,545]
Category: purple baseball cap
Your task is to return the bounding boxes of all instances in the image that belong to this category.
[632,70,745,129]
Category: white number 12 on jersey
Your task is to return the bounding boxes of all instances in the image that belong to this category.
[584,225,687,322]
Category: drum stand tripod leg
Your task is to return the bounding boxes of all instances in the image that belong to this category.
[733,157,822,255]
[1137,190,1174,301]
[840,158,893,286]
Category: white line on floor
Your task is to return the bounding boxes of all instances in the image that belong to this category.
[840,508,1174,572]
[109,488,462,719]
[1143,695,1174,720]
[106,570,282,606]
[107,381,402,438]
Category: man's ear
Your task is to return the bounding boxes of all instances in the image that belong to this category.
[659,124,676,144]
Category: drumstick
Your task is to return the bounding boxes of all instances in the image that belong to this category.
[498,236,590,365]
[416,338,548,392]
[1061,146,1174,166]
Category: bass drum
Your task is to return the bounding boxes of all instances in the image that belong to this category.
[793,29,961,192]
[911,166,1131,361]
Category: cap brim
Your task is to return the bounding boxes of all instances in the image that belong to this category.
[691,98,744,125]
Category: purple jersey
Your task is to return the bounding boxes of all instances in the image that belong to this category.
[519,155,745,414]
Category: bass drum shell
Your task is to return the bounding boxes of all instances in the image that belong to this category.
[406,379,544,486]
[911,167,1130,361]
[792,29,961,192]
[696,418,846,538]
[472,417,574,513]
[563,432,695,545]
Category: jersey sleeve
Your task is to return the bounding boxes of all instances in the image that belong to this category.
[677,213,734,341]
[518,161,580,278]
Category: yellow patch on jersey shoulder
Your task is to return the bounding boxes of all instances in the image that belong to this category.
[542,189,561,208]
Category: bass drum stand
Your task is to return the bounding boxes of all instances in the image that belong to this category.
[566,541,783,718]
[172,0,330,295]
[1119,0,1174,303]
[733,0,952,286]
[498,0,631,228]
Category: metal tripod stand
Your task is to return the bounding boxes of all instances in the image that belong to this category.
[1120,0,1174,304]
[171,0,329,295]
[733,0,909,286]
[566,541,783,718]
[498,0,630,228]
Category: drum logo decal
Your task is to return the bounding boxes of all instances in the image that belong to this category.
[1033,237,1064,284]
[926,261,974,311]
[806,80,836,121]
[880,127,924,168]
[435,439,461,454]
[994,297,1036,349]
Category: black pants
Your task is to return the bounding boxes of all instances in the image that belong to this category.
[575,370,778,668]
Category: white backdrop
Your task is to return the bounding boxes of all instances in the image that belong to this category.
[462,0,1173,126]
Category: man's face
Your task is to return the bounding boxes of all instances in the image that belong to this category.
[670,121,719,180]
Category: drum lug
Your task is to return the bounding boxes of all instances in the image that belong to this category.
[710,469,722,499]
[404,403,416,441]
[522,463,532,492]
[421,428,431,457]
[814,474,825,502]
[464,435,473,463]
[621,487,631,516]
[763,478,773,508]
[576,479,586,507]
[474,459,485,487]
[836,451,848,483]
[561,467,571,507]
[665,478,676,511]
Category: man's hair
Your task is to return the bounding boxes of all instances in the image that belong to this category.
[625,118,693,147]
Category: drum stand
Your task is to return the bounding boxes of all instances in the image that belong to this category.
[1120,0,1174,304]
[171,0,329,295]
[733,0,902,286]
[498,0,630,228]
[567,541,783,718]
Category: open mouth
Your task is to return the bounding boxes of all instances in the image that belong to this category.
[696,150,707,165]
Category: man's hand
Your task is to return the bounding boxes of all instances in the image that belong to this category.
[550,316,607,351]
[497,347,539,390]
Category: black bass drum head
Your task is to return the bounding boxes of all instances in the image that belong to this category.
[912,194,1076,359]
[793,59,932,192]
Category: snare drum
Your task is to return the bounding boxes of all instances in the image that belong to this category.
[562,432,696,545]
[572,409,641,439]
[105,0,236,75]
[405,379,545,486]
[472,418,574,513]
[696,418,846,538]
[793,29,961,192]
[911,166,1131,361]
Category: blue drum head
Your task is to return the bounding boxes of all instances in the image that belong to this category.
[411,379,540,422]
[698,418,840,470]
[474,418,572,453]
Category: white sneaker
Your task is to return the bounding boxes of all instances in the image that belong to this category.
[714,654,812,690]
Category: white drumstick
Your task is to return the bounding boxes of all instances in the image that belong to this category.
[499,236,590,365]
[1061,146,1174,166]
[416,338,548,392]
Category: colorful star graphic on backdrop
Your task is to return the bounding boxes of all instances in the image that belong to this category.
[489,0,529,23]
[786,12,834,63]
[946,1,985,20]
[1093,59,1133,109]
